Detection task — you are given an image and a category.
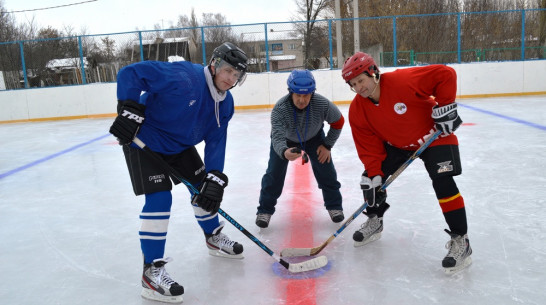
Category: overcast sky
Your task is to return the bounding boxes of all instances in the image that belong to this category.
[3,0,299,35]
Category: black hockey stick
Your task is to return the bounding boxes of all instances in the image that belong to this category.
[281,130,442,257]
[132,137,328,272]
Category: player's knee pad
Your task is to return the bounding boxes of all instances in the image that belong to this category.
[421,145,462,180]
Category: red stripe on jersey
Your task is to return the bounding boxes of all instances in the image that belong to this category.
[330,114,345,130]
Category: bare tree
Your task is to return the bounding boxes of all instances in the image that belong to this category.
[0,0,18,42]
[175,9,202,63]
[326,0,540,65]
[292,0,331,68]
[1,0,21,70]
[201,13,237,62]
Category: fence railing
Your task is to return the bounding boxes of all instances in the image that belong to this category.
[0,8,544,90]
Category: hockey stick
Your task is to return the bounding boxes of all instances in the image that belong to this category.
[281,130,443,257]
[132,137,328,273]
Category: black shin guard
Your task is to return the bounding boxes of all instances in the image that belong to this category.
[365,202,390,217]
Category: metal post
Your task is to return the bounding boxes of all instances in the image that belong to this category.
[457,13,462,63]
[328,20,334,69]
[353,0,359,53]
[201,27,206,66]
[19,42,28,88]
[335,0,343,68]
[521,9,525,61]
[138,32,144,62]
[78,36,87,84]
[392,17,397,67]
[264,23,270,72]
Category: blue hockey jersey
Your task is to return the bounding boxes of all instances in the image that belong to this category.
[116,61,234,172]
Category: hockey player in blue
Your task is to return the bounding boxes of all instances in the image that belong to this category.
[109,42,248,303]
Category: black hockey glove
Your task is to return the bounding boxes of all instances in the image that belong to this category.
[361,175,386,207]
[431,103,462,135]
[109,100,146,145]
[192,170,229,213]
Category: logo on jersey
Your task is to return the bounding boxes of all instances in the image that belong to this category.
[437,161,453,174]
[189,100,196,106]
[394,103,407,115]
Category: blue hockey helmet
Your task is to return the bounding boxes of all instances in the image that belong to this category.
[287,69,316,94]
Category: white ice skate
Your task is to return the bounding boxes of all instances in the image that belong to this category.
[442,229,472,274]
[206,222,244,259]
[353,214,383,247]
[141,257,184,303]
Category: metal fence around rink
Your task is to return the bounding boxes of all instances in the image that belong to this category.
[0,8,545,90]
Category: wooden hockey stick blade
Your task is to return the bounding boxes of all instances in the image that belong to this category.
[281,202,368,257]
[280,131,443,258]
[281,247,313,257]
[281,235,337,257]
[281,255,328,273]
[281,241,328,257]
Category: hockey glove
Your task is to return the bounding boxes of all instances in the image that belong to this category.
[361,175,386,207]
[192,171,229,214]
[109,100,146,145]
[431,103,462,135]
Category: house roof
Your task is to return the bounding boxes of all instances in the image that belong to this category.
[46,58,88,70]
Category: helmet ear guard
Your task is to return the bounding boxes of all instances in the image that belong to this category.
[287,69,316,94]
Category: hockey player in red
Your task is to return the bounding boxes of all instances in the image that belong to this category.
[342,52,472,274]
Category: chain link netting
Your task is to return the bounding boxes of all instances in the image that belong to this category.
[0,9,544,90]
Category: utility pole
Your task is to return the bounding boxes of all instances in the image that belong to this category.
[335,0,343,67]
[353,0,359,53]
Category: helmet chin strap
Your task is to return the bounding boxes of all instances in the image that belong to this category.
[369,73,380,98]
[208,65,223,93]
[204,66,227,127]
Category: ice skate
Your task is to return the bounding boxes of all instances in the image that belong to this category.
[353,214,383,247]
[442,229,472,274]
[141,257,184,303]
[206,222,244,259]
[327,209,344,223]
[255,213,272,228]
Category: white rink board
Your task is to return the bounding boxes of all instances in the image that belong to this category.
[1,60,546,122]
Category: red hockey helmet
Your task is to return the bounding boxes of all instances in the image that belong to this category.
[341,52,379,83]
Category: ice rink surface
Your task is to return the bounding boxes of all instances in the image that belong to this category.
[1,96,545,305]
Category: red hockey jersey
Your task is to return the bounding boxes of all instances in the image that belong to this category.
[348,64,459,177]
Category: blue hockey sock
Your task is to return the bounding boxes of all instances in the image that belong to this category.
[140,191,172,264]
